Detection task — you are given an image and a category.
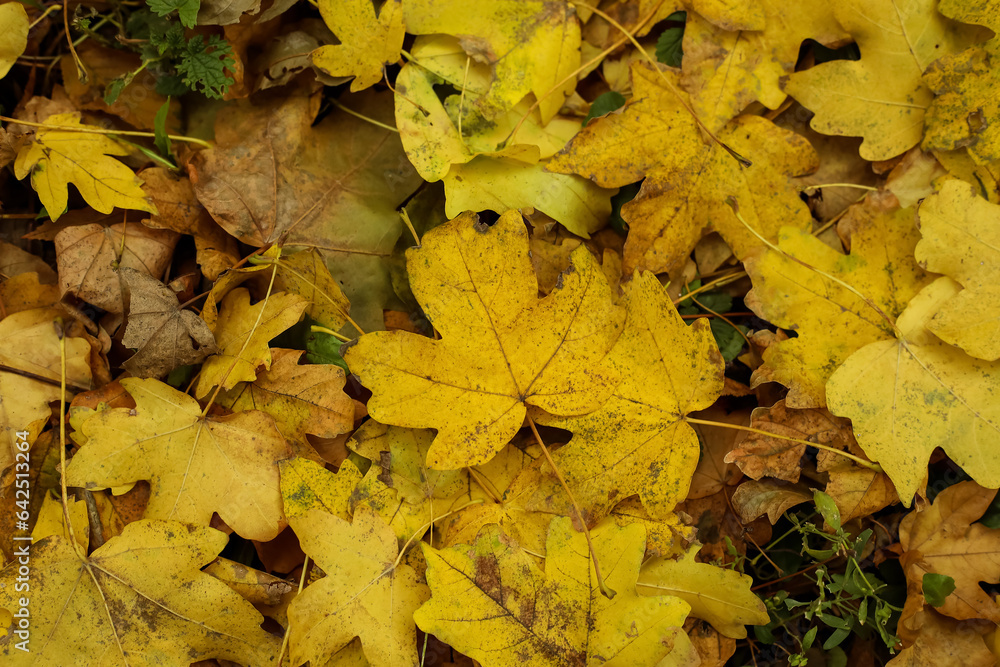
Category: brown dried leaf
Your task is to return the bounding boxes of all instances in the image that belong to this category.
[121,267,217,378]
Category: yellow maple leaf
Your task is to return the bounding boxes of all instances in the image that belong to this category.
[218,348,354,445]
[287,506,428,667]
[784,0,981,160]
[680,0,846,128]
[66,378,293,540]
[915,180,1000,360]
[0,2,28,80]
[13,113,157,219]
[195,288,308,398]
[201,246,353,333]
[548,63,697,188]
[0,520,280,665]
[621,115,817,276]
[533,272,723,521]
[433,441,558,555]
[403,0,581,124]
[923,47,1000,162]
[637,543,768,639]
[280,456,361,521]
[311,0,405,91]
[827,277,1000,504]
[0,307,92,471]
[898,481,1000,623]
[550,62,817,275]
[745,201,931,407]
[344,210,624,469]
[414,518,693,666]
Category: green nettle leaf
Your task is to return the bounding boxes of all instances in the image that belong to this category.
[103,77,127,105]
[655,11,686,68]
[177,35,235,99]
[583,91,626,126]
[922,573,956,607]
[146,0,201,28]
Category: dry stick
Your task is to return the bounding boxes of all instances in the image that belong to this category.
[56,318,82,553]
[457,55,472,141]
[277,554,312,666]
[63,3,86,83]
[801,183,878,193]
[580,4,751,168]
[199,261,279,417]
[683,416,882,472]
[526,415,616,599]
[0,115,213,148]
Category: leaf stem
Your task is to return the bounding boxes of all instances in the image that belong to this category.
[277,554,311,666]
[682,416,883,472]
[55,318,82,554]
[200,259,280,417]
[310,325,351,342]
[330,99,399,134]
[0,115,213,149]
[526,415,616,599]
[28,3,61,30]
[400,208,421,246]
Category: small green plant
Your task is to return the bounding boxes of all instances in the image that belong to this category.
[743,491,903,665]
[104,6,234,103]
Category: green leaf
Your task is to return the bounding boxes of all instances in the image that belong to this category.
[609,181,640,235]
[922,573,956,607]
[177,34,235,99]
[654,11,686,68]
[801,625,818,650]
[583,91,626,126]
[823,627,851,650]
[710,319,747,362]
[813,490,842,531]
[306,328,350,373]
[154,98,172,158]
[104,77,127,105]
[147,0,200,28]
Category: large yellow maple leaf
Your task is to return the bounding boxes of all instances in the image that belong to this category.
[65,378,293,541]
[923,46,1000,163]
[0,520,280,666]
[744,200,931,407]
[287,506,428,667]
[783,0,982,161]
[414,518,694,667]
[13,113,156,219]
[343,210,624,469]
[898,481,1000,623]
[311,0,404,91]
[827,277,1000,504]
[532,271,724,521]
[915,180,1000,360]
[402,0,581,124]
